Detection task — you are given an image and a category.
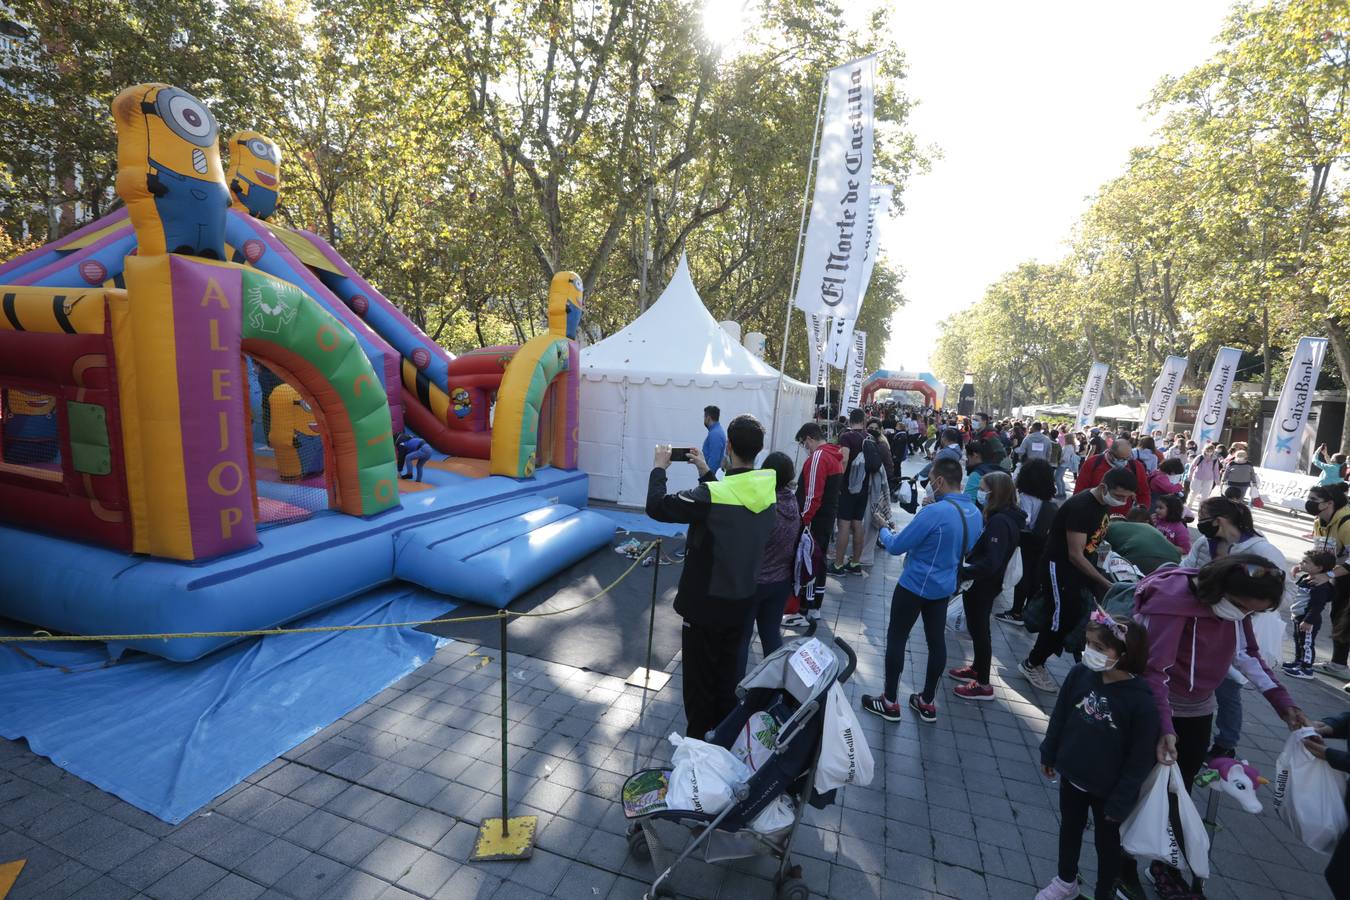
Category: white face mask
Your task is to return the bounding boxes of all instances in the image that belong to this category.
[1169,474,1184,485]
[1100,488,1128,508]
[976,490,989,506]
[1212,598,1249,621]
[1082,647,1117,672]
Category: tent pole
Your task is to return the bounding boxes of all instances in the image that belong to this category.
[769,73,828,450]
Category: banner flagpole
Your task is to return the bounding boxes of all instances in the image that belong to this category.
[769,73,828,450]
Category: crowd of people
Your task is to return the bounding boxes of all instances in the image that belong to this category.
[643,402,1349,900]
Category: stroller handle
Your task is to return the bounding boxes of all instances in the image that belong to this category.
[833,636,857,684]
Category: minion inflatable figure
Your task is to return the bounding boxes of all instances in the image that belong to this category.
[451,387,472,419]
[547,272,584,339]
[112,83,230,259]
[2,389,59,465]
[266,384,323,480]
[227,131,281,220]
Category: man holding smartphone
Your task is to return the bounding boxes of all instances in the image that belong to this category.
[648,414,776,737]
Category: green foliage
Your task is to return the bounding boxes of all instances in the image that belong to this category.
[935,0,1350,420]
[0,0,922,375]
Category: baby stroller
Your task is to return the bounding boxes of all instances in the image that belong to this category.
[621,625,858,899]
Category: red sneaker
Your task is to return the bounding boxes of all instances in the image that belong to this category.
[953,680,994,701]
[947,665,978,682]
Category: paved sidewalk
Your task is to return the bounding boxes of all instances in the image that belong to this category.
[0,458,1347,898]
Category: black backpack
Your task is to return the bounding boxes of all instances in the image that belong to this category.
[863,436,883,474]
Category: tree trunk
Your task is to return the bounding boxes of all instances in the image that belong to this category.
[1261,305,1272,397]
[1325,318,1350,451]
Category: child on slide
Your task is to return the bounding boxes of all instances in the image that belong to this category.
[1037,611,1159,900]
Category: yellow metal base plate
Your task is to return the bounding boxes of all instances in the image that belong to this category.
[0,859,26,899]
[470,816,538,861]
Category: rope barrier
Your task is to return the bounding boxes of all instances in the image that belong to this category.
[0,540,662,645]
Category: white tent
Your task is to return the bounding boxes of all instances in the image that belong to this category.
[579,255,816,506]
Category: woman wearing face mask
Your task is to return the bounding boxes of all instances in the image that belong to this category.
[1186,444,1222,513]
[1036,612,1157,900]
[1306,483,1350,679]
[1124,554,1308,898]
[1181,497,1294,760]
[995,460,1058,625]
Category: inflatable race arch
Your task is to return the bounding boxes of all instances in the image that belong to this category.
[860,369,946,409]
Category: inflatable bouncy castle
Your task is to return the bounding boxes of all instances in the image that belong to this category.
[0,84,612,659]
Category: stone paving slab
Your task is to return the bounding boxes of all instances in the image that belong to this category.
[1,458,1347,898]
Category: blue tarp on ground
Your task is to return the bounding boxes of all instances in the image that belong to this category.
[588,506,687,537]
[0,588,451,824]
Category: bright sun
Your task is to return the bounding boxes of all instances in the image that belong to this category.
[701,0,755,52]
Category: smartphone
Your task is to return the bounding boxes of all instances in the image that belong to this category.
[670,447,691,463]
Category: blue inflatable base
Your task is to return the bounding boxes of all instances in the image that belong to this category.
[395,499,616,607]
[0,468,594,661]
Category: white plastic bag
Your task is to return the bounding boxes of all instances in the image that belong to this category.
[748,794,795,833]
[1002,547,1023,595]
[665,732,750,815]
[1249,610,1285,669]
[813,682,875,792]
[730,711,779,774]
[1120,764,1211,879]
[945,596,966,633]
[1272,727,1349,854]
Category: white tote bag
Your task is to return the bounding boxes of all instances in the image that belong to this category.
[1272,727,1350,854]
[813,682,875,792]
[1120,764,1211,879]
[997,547,1023,608]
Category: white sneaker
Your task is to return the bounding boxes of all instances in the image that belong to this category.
[781,614,809,628]
[1317,661,1350,678]
[1020,660,1059,692]
[1035,876,1079,900]
[806,609,822,622]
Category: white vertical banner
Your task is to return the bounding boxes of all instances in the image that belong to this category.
[1193,346,1243,445]
[1262,336,1328,472]
[844,330,867,412]
[825,184,892,368]
[1142,355,1188,435]
[1075,362,1109,428]
[793,56,876,320]
[826,316,855,370]
[806,312,829,389]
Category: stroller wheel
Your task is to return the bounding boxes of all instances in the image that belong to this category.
[777,877,810,900]
[627,828,652,863]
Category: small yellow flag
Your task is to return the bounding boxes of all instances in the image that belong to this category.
[0,859,26,899]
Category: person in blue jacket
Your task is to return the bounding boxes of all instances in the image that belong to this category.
[861,457,983,725]
[395,431,433,482]
[701,405,727,477]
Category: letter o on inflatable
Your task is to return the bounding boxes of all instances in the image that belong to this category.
[208,460,245,496]
[374,478,395,504]
[316,323,340,352]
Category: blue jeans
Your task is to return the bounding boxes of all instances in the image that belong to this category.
[737,580,789,680]
[1213,673,1243,750]
[402,446,431,482]
[1053,465,1069,498]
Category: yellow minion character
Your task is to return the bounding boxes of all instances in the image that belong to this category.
[227,131,282,220]
[547,271,584,339]
[112,83,230,259]
[266,384,322,479]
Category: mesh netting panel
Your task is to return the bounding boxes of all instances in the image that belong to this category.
[248,358,329,528]
[0,388,62,476]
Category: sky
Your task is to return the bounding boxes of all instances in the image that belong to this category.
[873,1,1236,374]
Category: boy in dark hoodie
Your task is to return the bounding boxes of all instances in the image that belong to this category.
[949,470,1025,701]
[1038,612,1159,900]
